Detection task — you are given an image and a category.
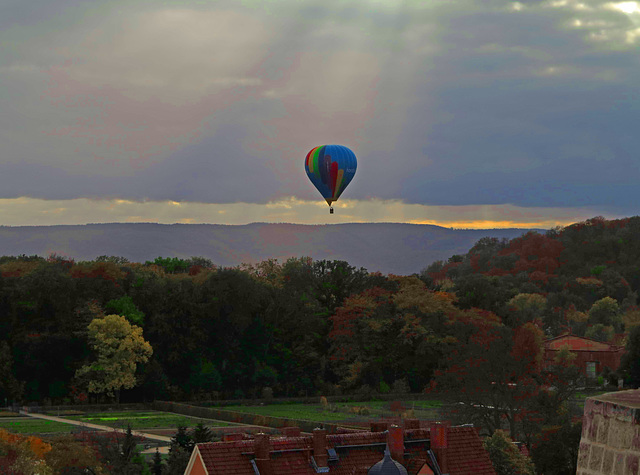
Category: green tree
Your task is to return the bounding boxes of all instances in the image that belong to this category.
[106,296,145,327]
[165,445,190,475]
[620,325,640,387]
[191,423,213,444]
[165,426,193,475]
[152,448,164,475]
[483,430,535,475]
[505,293,547,327]
[0,341,24,402]
[588,297,622,330]
[584,323,614,342]
[530,421,582,475]
[75,314,153,402]
[145,257,190,274]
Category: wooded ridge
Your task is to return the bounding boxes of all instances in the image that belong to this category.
[0,222,533,275]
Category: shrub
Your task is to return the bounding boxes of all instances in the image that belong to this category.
[483,430,535,475]
[261,387,274,400]
[392,379,411,394]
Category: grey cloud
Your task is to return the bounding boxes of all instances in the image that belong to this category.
[2,0,640,218]
[0,124,280,203]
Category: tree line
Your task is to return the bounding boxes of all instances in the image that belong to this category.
[1,216,640,405]
[3,215,640,473]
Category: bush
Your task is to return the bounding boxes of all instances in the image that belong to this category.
[484,430,535,475]
[261,387,274,400]
[392,379,410,394]
[356,385,374,399]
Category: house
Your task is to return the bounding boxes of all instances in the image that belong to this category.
[543,334,625,378]
[183,420,496,475]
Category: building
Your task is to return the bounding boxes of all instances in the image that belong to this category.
[543,334,625,378]
[183,420,496,475]
[577,389,640,474]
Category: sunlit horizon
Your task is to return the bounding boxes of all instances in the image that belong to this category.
[0,196,617,230]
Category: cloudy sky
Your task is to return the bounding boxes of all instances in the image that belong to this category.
[2,0,639,228]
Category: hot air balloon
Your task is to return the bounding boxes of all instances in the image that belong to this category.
[305,145,357,214]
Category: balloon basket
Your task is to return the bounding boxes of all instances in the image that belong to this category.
[329,207,334,214]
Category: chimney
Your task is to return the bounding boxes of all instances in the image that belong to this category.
[404,419,420,430]
[282,426,301,437]
[388,425,404,465]
[254,433,273,475]
[223,432,244,442]
[430,422,449,474]
[370,421,389,432]
[313,428,329,469]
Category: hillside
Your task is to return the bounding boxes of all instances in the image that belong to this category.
[0,222,534,275]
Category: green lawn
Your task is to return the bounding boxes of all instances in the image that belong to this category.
[220,400,444,423]
[0,418,79,434]
[67,411,236,430]
[220,405,363,422]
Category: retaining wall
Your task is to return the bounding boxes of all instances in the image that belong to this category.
[152,400,364,434]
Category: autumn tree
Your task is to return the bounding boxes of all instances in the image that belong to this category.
[431,320,544,439]
[44,434,105,474]
[483,430,535,475]
[0,429,53,474]
[75,314,152,402]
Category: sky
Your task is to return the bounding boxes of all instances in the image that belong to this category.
[1,0,639,228]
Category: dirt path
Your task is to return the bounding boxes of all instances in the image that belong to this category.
[18,410,172,444]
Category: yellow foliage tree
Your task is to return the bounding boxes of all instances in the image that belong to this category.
[506,293,547,326]
[75,314,152,402]
[392,276,458,316]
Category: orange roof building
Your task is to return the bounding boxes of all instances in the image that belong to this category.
[543,334,625,377]
[183,421,496,475]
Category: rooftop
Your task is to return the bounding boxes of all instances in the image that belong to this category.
[188,423,496,475]
[590,389,640,409]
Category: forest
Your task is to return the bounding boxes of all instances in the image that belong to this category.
[2,216,640,464]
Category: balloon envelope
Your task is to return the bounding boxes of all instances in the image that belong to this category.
[305,145,357,206]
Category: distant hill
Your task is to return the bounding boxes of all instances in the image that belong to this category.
[0,222,536,275]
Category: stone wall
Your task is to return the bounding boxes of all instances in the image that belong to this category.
[577,390,640,475]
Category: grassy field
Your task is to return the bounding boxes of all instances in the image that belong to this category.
[221,399,444,423]
[218,404,365,422]
[66,411,237,430]
[0,418,81,434]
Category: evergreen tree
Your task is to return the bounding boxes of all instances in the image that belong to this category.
[152,448,164,475]
[121,425,137,464]
[191,423,213,444]
[170,425,194,452]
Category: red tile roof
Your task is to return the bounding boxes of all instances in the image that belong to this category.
[446,426,495,475]
[189,425,496,475]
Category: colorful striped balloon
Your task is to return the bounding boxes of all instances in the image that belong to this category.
[305,145,357,207]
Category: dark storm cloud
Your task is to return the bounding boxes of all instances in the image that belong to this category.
[363,0,640,211]
[0,125,280,202]
[2,0,640,220]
